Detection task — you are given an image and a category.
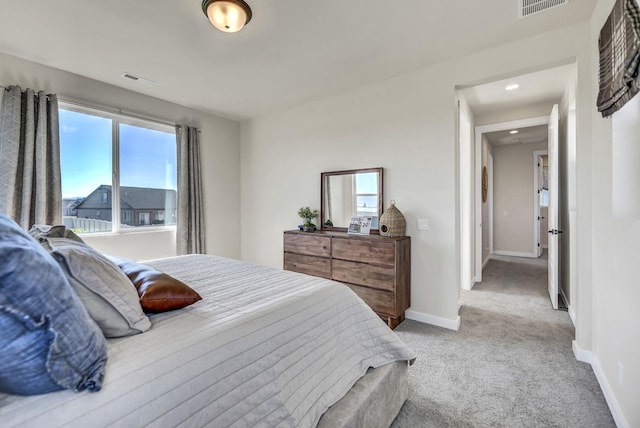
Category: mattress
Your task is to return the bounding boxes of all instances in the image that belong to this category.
[0,254,414,427]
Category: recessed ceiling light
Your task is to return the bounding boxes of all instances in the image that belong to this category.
[505,83,520,91]
[510,130,519,134]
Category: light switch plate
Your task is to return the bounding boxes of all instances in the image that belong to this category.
[418,219,429,231]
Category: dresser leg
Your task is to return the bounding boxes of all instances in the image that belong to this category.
[380,314,405,330]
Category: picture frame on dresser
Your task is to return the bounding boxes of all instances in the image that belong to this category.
[347,216,372,235]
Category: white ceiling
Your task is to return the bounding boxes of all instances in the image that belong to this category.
[459,63,576,118]
[484,124,548,146]
[0,1,595,120]
[460,62,575,148]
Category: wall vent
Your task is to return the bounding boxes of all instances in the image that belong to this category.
[519,0,569,18]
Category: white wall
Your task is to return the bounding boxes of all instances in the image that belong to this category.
[612,96,640,218]
[0,52,241,261]
[492,142,547,255]
[587,2,640,426]
[241,22,592,327]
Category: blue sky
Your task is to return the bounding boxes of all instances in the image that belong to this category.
[59,109,177,198]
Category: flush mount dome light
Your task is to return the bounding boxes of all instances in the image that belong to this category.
[202,0,252,33]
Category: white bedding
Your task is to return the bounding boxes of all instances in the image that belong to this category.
[0,255,414,428]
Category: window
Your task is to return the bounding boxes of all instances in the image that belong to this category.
[59,104,177,234]
[353,172,379,228]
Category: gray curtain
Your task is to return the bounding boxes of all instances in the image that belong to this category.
[176,125,205,255]
[0,85,62,229]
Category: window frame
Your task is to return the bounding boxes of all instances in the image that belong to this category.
[351,174,379,218]
[59,101,177,235]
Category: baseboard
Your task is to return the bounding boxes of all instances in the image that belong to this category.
[405,309,460,331]
[463,278,476,291]
[591,355,630,428]
[492,250,537,258]
[482,256,490,269]
[572,340,591,364]
[567,304,576,326]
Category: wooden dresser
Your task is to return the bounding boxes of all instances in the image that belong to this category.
[283,230,410,329]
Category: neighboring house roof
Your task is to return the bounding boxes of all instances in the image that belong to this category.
[75,185,176,210]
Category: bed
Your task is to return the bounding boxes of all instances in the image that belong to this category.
[0,254,415,427]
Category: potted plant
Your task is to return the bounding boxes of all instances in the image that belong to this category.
[298,206,319,232]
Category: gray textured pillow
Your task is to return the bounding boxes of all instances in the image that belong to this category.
[36,235,151,338]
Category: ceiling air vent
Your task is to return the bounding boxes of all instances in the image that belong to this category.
[121,72,156,86]
[519,0,569,18]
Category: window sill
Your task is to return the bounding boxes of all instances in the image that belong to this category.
[78,226,176,238]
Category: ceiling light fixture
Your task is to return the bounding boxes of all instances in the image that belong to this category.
[505,83,520,91]
[202,0,252,33]
[510,130,519,134]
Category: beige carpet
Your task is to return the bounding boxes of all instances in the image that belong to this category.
[391,256,614,428]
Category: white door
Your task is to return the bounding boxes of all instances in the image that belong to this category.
[547,104,559,310]
[459,102,472,290]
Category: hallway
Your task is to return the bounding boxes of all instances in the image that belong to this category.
[392,257,613,427]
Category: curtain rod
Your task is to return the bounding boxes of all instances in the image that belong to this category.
[2,84,200,132]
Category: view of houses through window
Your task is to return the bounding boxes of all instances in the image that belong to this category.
[59,105,177,233]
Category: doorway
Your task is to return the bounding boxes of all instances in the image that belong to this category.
[457,63,576,313]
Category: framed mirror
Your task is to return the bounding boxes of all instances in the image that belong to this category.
[321,167,383,232]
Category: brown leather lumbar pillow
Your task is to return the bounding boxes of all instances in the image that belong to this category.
[110,258,202,313]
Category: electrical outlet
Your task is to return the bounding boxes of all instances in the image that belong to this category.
[617,362,623,387]
[417,219,429,231]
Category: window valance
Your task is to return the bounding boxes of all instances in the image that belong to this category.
[597,0,640,117]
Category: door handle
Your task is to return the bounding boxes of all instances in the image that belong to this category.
[548,229,563,235]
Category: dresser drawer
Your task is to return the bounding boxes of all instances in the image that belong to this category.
[332,259,395,291]
[284,253,331,279]
[343,283,394,316]
[284,233,331,257]
[332,237,395,266]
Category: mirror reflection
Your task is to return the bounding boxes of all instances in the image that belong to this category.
[321,168,383,231]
